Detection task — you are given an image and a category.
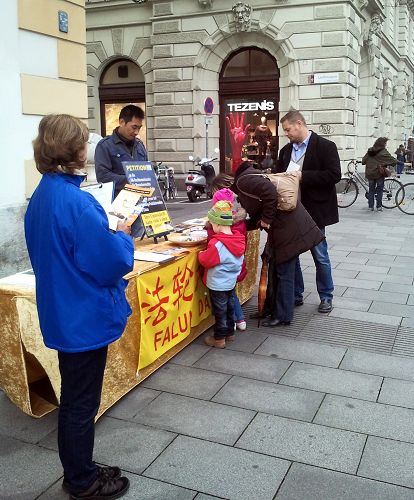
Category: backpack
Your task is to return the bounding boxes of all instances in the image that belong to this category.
[236,171,300,211]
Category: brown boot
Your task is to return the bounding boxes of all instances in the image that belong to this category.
[204,335,226,348]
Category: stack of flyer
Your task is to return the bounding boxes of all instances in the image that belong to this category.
[107,184,154,232]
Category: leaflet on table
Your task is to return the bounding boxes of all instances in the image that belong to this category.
[107,184,155,232]
[122,161,173,238]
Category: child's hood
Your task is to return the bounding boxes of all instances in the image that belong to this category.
[213,231,245,257]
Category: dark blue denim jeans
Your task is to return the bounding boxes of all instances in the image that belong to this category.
[232,289,244,322]
[58,346,108,494]
[396,161,404,175]
[368,178,385,209]
[209,289,235,339]
[295,228,334,301]
[270,257,296,322]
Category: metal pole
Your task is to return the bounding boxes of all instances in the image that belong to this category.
[206,121,209,158]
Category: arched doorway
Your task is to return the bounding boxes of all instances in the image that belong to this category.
[219,47,280,171]
[99,58,146,144]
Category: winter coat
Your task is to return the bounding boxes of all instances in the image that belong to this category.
[275,131,341,228]
[95,128,148,196]
[233,164,324,265]
[198,231,246,291]
[206,209,248,282]
[24,173,134,353]
[362,147,397,180]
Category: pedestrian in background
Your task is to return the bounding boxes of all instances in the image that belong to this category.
[362,137,397,212]
[395,144,406,177]
[25,114,133,500]
[199,200,246,348]
[275,110,341,314]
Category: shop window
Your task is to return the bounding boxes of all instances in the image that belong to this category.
[219,48,279,171]
[99,59,146,141]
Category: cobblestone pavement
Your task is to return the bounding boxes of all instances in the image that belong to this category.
[3,182,414,499]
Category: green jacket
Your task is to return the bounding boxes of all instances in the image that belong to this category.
[362,148,397,180]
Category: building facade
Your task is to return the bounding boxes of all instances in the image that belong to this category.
[0,0,87,277]
[86,0,414,175]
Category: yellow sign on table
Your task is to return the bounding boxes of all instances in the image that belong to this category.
[137,251,211,369]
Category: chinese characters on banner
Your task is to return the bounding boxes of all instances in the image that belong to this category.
[137,252,211,370]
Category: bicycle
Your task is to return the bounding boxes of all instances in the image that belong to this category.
[153,162,178,200]
[336,160,404,209]
[396,182,414,214]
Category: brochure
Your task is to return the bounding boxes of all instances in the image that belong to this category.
[107,184,155,233]
[133,251,176,264]
[122,161,173,238]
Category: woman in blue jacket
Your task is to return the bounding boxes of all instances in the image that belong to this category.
[25,114,133,500]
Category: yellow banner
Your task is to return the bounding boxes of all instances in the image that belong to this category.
[137,252,211,370]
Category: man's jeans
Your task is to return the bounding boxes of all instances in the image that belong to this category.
[295,228,334,301]
[58,346,108,494]
[368,178,385,209]
[209,289,235,339]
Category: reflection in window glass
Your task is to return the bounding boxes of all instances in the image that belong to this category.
[104,102,147,146]
[223,97,277,166]
[223,50,250,78]
[251,50,279,77]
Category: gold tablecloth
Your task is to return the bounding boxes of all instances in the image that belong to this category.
[0,231,259,418]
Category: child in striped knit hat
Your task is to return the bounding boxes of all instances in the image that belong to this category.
[206,184,248,332]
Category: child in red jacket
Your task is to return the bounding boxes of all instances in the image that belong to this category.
[208,186,248,330]
[199,200,246,348]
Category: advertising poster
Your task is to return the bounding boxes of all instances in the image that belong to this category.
[122,161,173,238]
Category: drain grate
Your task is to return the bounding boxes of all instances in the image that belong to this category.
[393,326,414,357]
[298,315,397,354]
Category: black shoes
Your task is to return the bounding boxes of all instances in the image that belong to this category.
[262,319,291,327]
[295,298,304,307]
[318,299,333,313]
[63,466,122,493]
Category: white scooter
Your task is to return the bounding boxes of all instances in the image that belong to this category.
[185,155,217,202]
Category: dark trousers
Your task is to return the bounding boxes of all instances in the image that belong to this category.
[270,257,296,322]
[209,289,235,339]
[58,346,108,494]
[368,178,385,209]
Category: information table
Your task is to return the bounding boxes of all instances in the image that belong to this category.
[0,231,259,418]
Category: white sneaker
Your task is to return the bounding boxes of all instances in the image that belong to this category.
[236,320,247,331]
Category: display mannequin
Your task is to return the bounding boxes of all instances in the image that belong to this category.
[254,116,272,160]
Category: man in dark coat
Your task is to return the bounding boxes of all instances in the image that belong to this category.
[275,110,341,313]
[233,161,323,326]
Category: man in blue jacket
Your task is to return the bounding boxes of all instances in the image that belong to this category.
[25,114,133,500]
[95,104,148,197]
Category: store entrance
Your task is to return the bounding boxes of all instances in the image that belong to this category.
[219,48,280,172]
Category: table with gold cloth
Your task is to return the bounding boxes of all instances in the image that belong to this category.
[0,231,259,419]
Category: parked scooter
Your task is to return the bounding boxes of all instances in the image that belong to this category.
[185,155,217,202]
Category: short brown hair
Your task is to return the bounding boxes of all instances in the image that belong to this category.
[211,173,234,193]
[33,114,89,174]
[280,109,307,126]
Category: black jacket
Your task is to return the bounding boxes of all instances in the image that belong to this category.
[233,164,323,264]
[275,131,341,228]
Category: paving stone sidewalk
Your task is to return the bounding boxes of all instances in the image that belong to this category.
[3,189,414,498]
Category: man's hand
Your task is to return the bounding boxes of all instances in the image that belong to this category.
[117,220,131,235]
[225,112,251,173]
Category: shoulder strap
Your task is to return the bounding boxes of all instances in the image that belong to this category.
[235,173,270,201]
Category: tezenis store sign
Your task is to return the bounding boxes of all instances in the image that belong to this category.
[227,99,275,112]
